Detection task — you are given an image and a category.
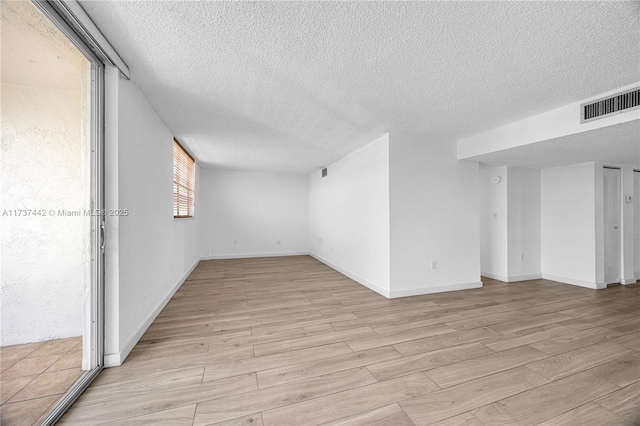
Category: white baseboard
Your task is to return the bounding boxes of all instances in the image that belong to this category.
[104,256,201,367]
[507,273,542,282]
[481,272,542,283]
[389,281,483,298]
[202,251,309,260]
[481,272,508,282]
[621,278,637,285]
[541,274,605,290]
[309,253,391,298]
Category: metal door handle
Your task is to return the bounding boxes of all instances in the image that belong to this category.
[100,223,105,250]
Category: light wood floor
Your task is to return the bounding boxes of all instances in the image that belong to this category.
[0,337,83,426]
[59,256,639,426]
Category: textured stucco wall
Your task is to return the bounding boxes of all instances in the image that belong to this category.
[1,83,90,346]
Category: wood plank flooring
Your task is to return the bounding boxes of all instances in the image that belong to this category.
[58,256,639,425]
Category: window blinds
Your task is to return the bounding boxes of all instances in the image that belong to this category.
[173,139,194,218]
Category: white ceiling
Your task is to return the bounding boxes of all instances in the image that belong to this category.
[79,1,640,174]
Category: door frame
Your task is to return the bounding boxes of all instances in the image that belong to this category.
[30,1,105,423]
[603,166,622,285]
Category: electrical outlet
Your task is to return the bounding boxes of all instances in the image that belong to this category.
[431,261,437,270]
[277,240,281,245]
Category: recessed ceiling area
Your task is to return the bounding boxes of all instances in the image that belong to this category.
[466,120,640,169]
[78,1,640,173]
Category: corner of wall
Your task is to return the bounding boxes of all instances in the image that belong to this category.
[104,256,201,367]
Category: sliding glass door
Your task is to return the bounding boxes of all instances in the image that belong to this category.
[0,1,104,424]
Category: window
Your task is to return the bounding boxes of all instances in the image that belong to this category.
[173,138,195,218]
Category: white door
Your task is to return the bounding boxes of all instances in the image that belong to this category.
[603,168,621,284]
[635,171,640,279]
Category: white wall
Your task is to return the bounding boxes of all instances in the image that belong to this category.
[390,135,481,297]
[507,166,541,280]
[104,71,202,366]
[458,82,640,159]
[635,171,640,279]
[1,84,90,346]
[620,167,637,284]
[541,162,602,288]
[479,165,508,280]
[309,134,391,295]
[200,169,309,258]
[479,165,542,283]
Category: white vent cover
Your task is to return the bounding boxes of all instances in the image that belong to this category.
[581,88,640,123]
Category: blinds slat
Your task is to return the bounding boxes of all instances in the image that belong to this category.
[173,138,195,218]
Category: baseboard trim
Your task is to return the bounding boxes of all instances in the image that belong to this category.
[481,272,542,283]
[389,281,482,298]
[202,251,310,260]
[309,253,391,298]
[621,278,637,285]
[104,256,201,367]
[481,272,508,282]
[507,273,542,282]
[541,274,605,290]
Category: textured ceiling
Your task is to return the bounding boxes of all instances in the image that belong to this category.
[79,1,640,173]
[466,120,640,169]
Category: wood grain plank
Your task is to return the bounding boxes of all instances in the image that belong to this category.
[210,413,263,426]
[347,323,455,352]
[611,331,640,351]
[472,372,619,425]
[261,372,438,426]
[445,310,529,331]
[426,345,548,388]
[526,341,635,381]
[394,327,501,356]
[484,323,573,352]
[96,404,197,426]
[560,310,638,332]
[73,367,204,406]
[193,367,377,425]
[595,381,640,423]
[203,342,352,382]
[430,412,484,426]
[367,342,493,381]
[587,352,640,387]
[257,346,402,388]
[489,313,573,334]
[536,402,632,426]
[60,373,258,426]
[529,326,623,355]
[253,327,375,357]
[399,367,549,425]
[92,346,254,387]
[319,403,414,426]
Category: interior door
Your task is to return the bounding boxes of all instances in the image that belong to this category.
[603,167,621,284]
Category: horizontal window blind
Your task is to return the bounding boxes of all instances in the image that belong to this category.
[173,139,194,218]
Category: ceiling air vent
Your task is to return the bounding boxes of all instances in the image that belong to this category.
[581,87,639,123]
[321,167,328,177]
